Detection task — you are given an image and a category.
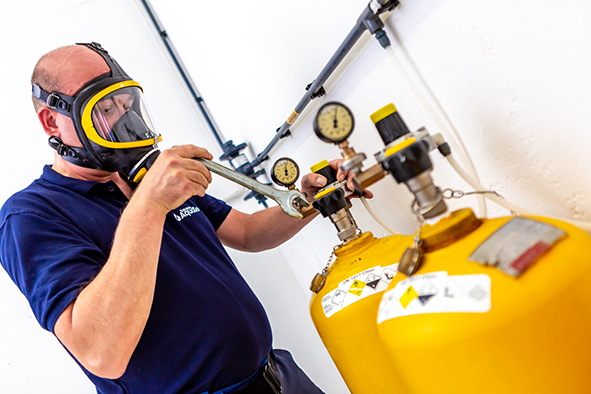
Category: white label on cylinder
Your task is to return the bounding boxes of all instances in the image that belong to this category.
[321,263,399,318]
[377,271,491,324]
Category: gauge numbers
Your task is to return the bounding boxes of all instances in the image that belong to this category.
[313,102,355,144]
[271,157,300,187]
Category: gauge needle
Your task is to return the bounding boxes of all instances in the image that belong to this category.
[333,108,338,128]
[284,164,289,177]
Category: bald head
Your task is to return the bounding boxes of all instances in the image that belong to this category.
[31,45,110,112]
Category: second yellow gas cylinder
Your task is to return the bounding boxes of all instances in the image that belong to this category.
[310,231,413,394]
[377,209,591,394]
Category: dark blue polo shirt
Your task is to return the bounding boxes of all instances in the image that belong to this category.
[0,165,272,393]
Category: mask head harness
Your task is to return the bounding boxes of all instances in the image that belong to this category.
[32,42,161,187]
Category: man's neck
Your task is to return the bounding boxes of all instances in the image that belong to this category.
[52,155,134,199]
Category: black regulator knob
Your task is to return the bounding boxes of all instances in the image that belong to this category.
[380,141,433,183]
[370,103,411,146]
[312,188,348,218]
[309,160,348,218]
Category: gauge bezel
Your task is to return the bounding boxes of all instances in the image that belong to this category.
[313,101,355,144]
[271,157,301,187]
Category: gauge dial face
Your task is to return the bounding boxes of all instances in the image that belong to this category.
[313,102,355,143]
[271,157,300,187]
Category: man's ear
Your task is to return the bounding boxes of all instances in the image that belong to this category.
[37,107,60,137]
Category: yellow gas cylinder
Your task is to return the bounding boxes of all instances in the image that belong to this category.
[310,231,413,393]
[376,208,591,394]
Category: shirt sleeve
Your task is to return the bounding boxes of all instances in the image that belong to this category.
[193,194,232,230]
[0,211,105,333]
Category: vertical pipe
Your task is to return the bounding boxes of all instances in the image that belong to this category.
[251,5,382,167]
[139,0,226,149]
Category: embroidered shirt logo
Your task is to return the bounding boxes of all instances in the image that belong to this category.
[173,206,201,222]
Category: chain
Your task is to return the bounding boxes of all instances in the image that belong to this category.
[410,200,425,250]
[442,188,502,200]
[441,188,517,215]
[310,244,341,293]
[320,244,341,276]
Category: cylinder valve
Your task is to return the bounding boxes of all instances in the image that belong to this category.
[311,160,359,242]
[372,104,447,219]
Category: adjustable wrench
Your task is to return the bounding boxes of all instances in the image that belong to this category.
[195,158,310,219]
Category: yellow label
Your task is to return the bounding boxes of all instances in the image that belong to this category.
[399,285,419,309]
[287,110,300,125]
[348,279,366,296]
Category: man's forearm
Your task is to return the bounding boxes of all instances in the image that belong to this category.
[219,206,319,253]
[54,197,166,379]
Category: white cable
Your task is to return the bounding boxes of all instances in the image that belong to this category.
[360,196,399,235]
[446,154,591,233]
[383,44,487,218]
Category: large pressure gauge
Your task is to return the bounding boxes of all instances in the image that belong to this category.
[271,157,300,187]
[313,101,355,144]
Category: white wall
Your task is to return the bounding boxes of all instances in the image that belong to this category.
[1,0,591,393]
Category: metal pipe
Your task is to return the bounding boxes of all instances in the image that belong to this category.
[139,0,226,149]
[251,2,398,167]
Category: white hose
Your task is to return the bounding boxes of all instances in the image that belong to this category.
[384,44,487,218]
[446,154,591,233]
[360,196,399,235]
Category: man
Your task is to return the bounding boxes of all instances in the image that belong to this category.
[0,43,354,393]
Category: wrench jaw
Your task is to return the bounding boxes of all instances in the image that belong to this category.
[282,200,304,219]
[292,192,310,209]
[194,158,316,219]
[282,191,311,219]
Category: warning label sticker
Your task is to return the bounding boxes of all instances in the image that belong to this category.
[321,264,399,318]
[469,217,565,277]
[377,271,491,324]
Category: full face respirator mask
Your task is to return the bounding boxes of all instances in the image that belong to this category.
[32,42,161,188]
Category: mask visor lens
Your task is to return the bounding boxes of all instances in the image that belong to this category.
[91,86,158,145]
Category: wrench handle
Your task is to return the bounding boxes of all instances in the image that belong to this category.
[194,158,309,219]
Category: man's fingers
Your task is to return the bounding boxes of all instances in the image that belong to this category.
[312,174,327,187]
[184,157,213,184]
[184,170,211,196]
[328,159,347,182]
[172,144,213,160]
[302,173,326,189]
[360,189,374,199]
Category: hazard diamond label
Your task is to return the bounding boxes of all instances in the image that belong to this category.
[378,271,491,324]
[348,279,366,296]
[399,285,419,309]
[321,263,400,318]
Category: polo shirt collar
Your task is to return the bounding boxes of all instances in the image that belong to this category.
[41,165,116,195]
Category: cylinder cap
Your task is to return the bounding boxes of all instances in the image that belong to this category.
[420,208,481,252]
[370,103,398,124]
[310,159,330,173]
[371,103,410,145]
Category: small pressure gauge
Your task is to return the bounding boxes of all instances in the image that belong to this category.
[271,157,300,187]
[313,101,355,144]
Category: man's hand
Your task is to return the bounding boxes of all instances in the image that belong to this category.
[134,145,213,215]
[300,159,373,202]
